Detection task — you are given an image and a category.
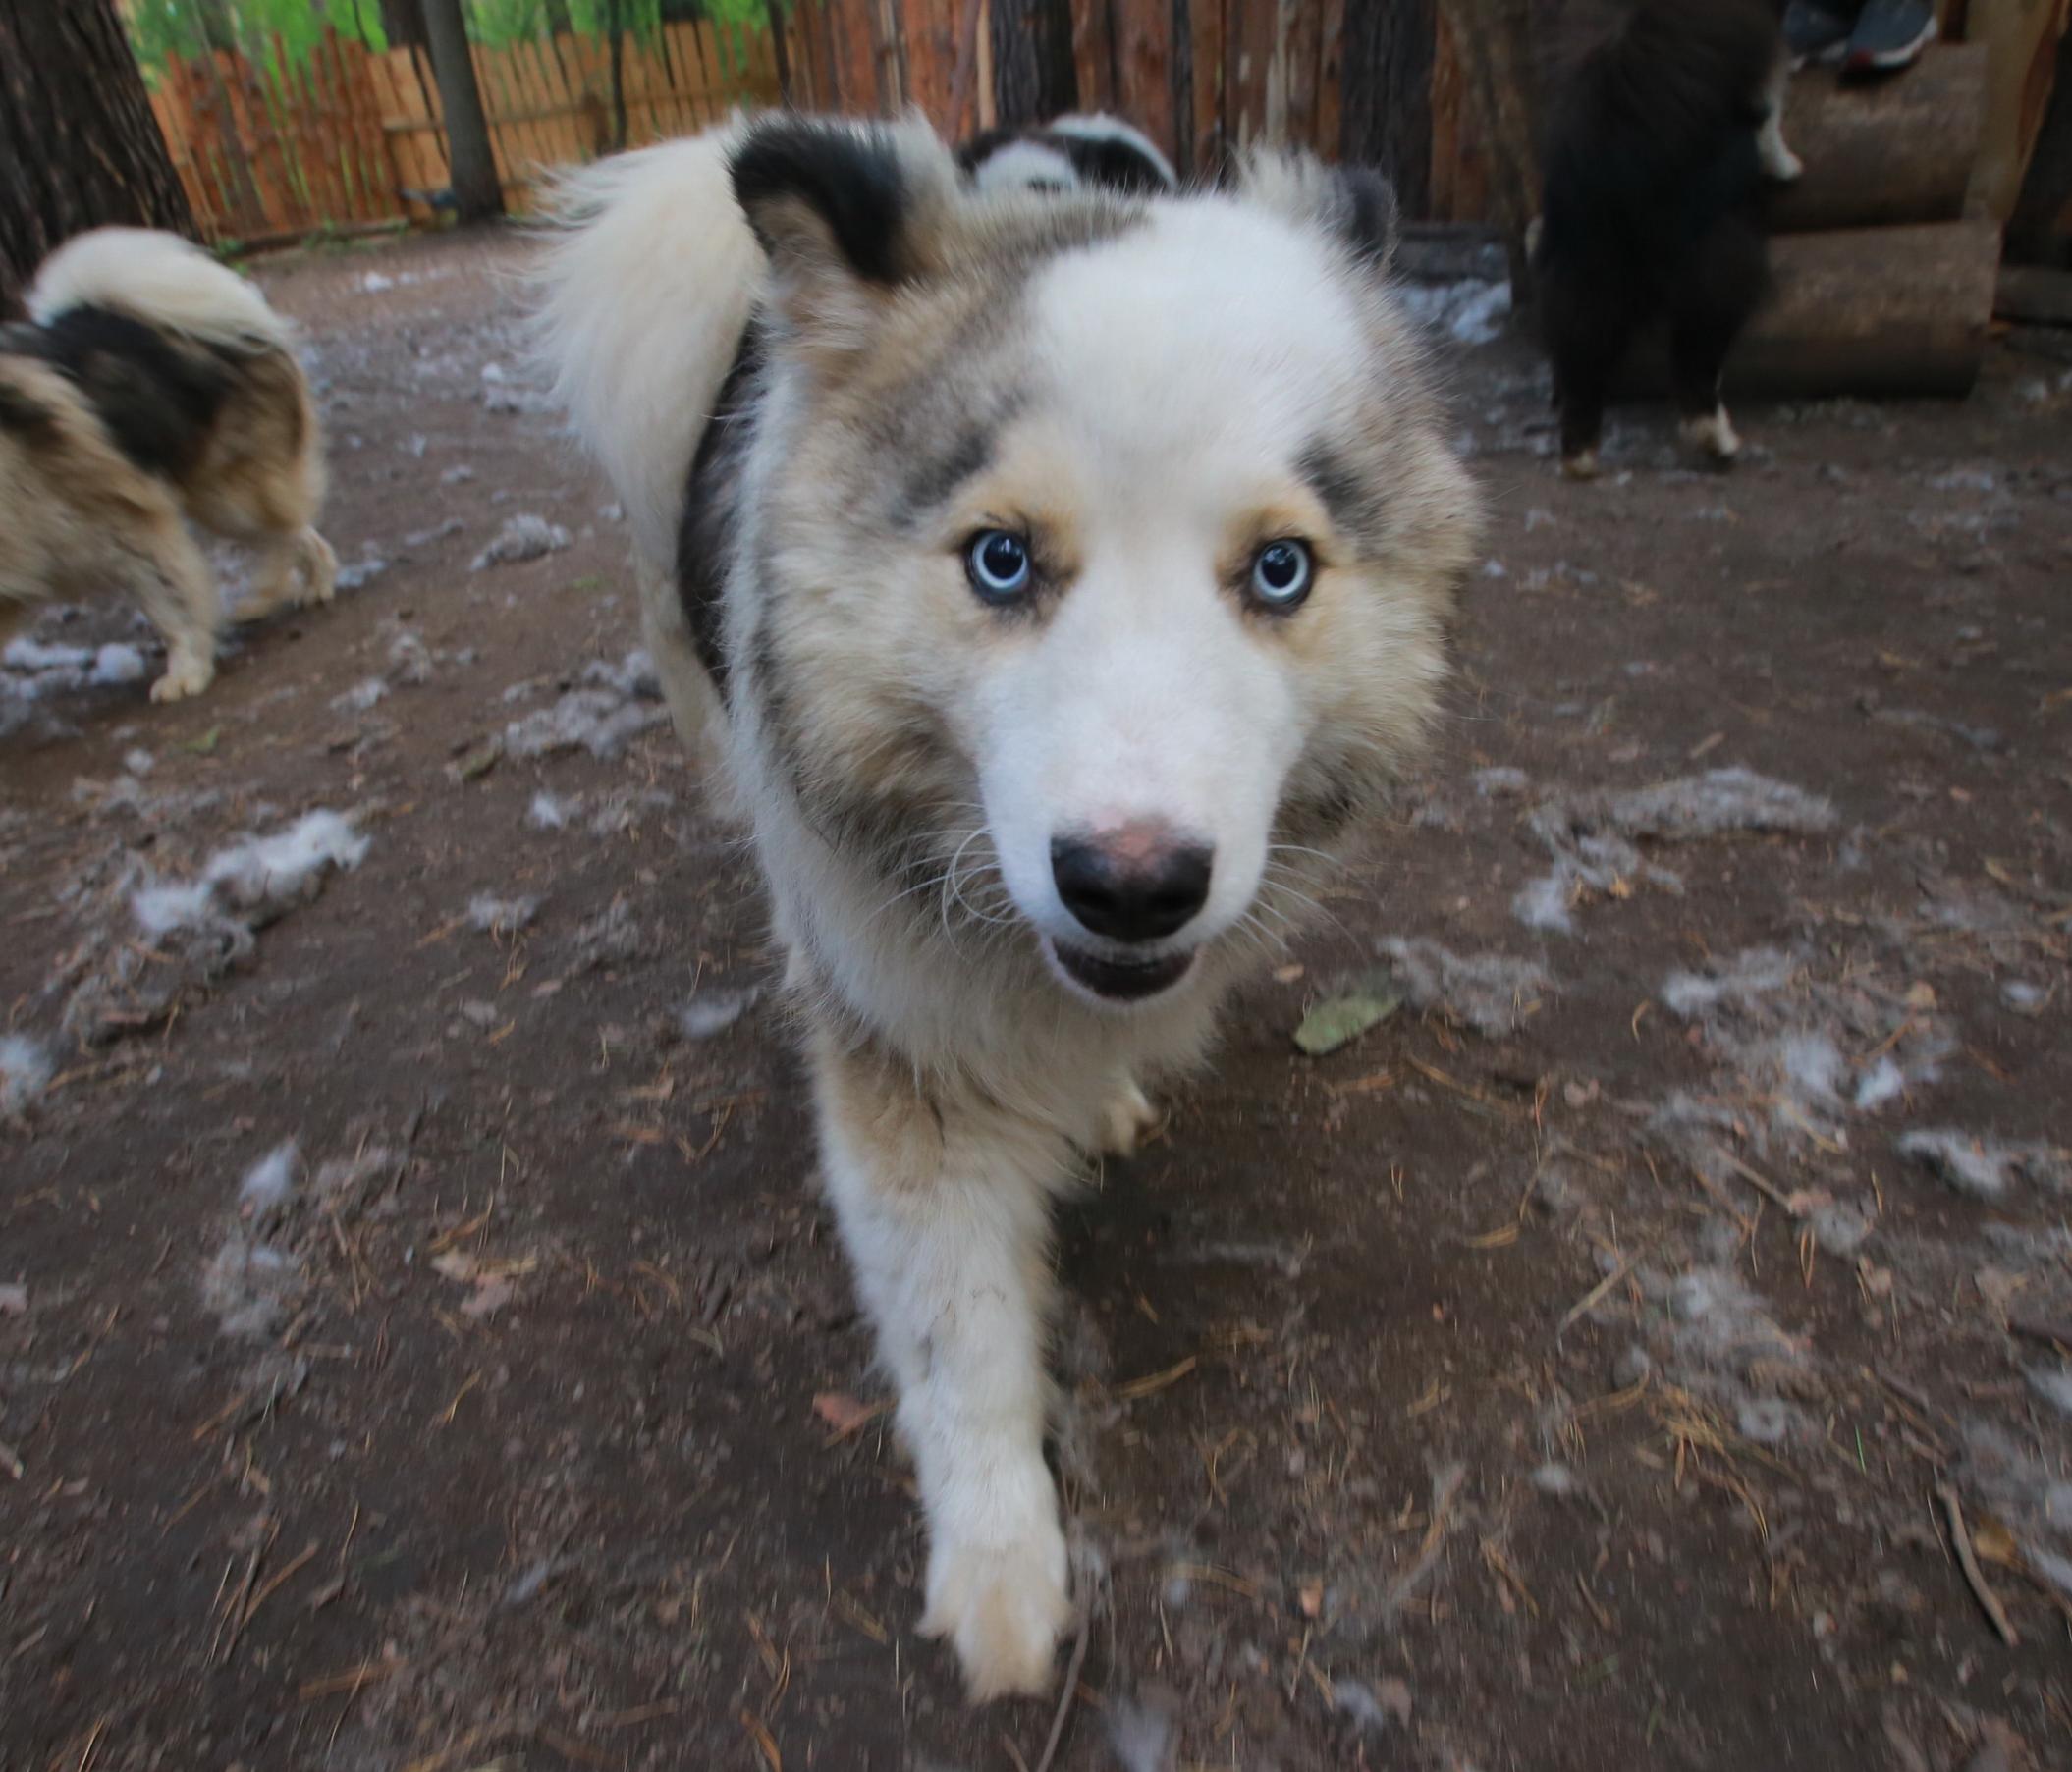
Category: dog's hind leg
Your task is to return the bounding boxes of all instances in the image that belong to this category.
[1539,262,1626,479]
[1554,336,1619,479]
[126,510,221,702]
[1670,219,1768,466]
[811,1023,1072,1701]
[241,525,337,620]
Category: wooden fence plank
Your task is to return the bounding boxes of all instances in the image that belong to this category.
[138,22,779,247]
[317,32,370,222]
[1186,0,1223,180]
[1314,0,1345,161]
[1113,0,1173,163]
[1072,0,1115,116]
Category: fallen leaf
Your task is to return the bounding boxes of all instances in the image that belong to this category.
[181,725,222,756]
[812,1392,886,1438]
[0,1283,26,1316]
[431,1252,478,1283]
[450,737,502,783]
[461,1276,516,1318]
[1293,989,1400,1057]
[1976,1265,2027,1318]
[1273,963,1305,984]
[1297,1578,1325,1619]
[1970,1515,2021,1568]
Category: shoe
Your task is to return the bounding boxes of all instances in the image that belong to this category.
[1784,0,1857,67]
[1841,0,1936,73]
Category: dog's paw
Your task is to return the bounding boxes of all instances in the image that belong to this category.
[921,1524,1071,1701]
[150,655,214,702]
[1679,409,1742,463]
[1098,1081,1161,1158]
[302,533,339,606]
[1759,134,1805,183]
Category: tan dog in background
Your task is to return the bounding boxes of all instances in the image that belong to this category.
[1,228,336,703]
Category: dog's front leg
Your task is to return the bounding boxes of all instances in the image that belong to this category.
[1757,52,1804,182]
[811,1026,1071,1700]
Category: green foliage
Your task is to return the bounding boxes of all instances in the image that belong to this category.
[128,1,387,73]
[126,0,767,75]
[466,0,768,47]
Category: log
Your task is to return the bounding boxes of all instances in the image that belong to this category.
[1768,45,1988,234]
[1613,220,2002,400]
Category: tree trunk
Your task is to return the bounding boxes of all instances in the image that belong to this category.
[418,0,503,220]
[1435,0,1539,298]
[0,0,196,313]
[381,0,429,51]
[989,0,1077,129]
[1340,0,1434,216]
[541,0,574,32]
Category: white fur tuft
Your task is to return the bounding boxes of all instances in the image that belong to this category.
[529,121,766,576]
[970,140,1081,195]
[27,228,294,351]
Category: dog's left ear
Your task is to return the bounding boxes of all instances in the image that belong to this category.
[730,115,956,355]
[1238,153,1398,275]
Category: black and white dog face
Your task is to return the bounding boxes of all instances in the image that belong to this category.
[957,113,1180,198]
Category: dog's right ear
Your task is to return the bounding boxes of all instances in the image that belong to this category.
[730,116,955,354]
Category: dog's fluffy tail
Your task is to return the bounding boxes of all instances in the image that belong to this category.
[530,120,766,578]
[27,227,295,354]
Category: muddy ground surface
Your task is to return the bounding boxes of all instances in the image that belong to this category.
[5,233,2072,1772]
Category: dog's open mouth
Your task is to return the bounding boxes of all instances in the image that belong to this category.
[1046,938,1196,1003]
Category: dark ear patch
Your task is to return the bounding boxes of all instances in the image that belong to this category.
[1332,167,1399,270]
[730,118,912,286]
[1241,154,1400,278]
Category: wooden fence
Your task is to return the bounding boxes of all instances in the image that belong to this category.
[146,23,782,245]
[778,0,1472,211]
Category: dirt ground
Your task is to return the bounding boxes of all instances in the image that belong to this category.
[5,230,2072,1772]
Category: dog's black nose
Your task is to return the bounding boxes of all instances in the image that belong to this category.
[1051,829,1213,943]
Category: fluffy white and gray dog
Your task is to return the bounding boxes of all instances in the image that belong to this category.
[1,228,336,702]
[536,113,1480,1700]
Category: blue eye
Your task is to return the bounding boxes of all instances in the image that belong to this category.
[965,529,1032,603]
[1250,540,1313,610]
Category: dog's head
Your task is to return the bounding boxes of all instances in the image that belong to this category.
[730,118,1480,1009]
